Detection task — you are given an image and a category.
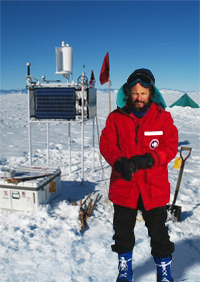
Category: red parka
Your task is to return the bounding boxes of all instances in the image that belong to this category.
[100,103,178,210]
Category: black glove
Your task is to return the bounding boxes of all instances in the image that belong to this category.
[113,153,154,181]
[113,157,132,181]
[129,153,154,172]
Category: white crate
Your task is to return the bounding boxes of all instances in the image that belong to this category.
[0,166,61,211]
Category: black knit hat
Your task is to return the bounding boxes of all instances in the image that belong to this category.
[127,68,155,84]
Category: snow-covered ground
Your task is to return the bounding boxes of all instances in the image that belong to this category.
[0,89,200,282]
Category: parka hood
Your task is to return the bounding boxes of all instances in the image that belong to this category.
[116,84,167,109]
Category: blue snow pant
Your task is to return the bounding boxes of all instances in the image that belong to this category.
[112,195,174,257]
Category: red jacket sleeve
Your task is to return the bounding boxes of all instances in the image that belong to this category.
[100,113,123,167]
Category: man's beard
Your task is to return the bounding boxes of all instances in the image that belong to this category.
[131,100,151,113]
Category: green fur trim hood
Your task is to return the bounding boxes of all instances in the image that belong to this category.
[116,84,167,109]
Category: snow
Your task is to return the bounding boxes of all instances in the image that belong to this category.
[0,89,200,282]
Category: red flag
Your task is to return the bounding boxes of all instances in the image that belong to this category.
[99,52,109,85]
[89,70,95,85]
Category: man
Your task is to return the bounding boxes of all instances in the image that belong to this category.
[99,69,178,282]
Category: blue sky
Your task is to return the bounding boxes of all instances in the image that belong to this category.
[1,1,199,91]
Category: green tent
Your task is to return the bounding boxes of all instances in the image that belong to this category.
[169,93,199,108]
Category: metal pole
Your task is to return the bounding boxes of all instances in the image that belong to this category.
[108,73,111,113]
[81,86,84,182]
[68,123,71,174]
[28,123,32,165]
[27,88,32,165]
[47,122,50,167]
[92,117,95,171]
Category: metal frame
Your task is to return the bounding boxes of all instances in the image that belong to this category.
[27,79,96,182]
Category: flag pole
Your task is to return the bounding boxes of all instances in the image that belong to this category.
[108,71,111,113]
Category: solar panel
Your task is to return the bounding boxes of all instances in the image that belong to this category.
[35,88,76,119]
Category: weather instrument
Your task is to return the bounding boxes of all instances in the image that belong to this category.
[26,41,97,181]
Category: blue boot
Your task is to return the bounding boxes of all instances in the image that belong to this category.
[116,251,133,282]
[153,256,174,282]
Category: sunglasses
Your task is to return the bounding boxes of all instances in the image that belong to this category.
[127,73,154,88]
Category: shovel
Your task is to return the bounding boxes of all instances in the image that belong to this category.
[166,146,192,222]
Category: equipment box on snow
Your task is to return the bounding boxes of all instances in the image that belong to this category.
[0,166,61,211]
